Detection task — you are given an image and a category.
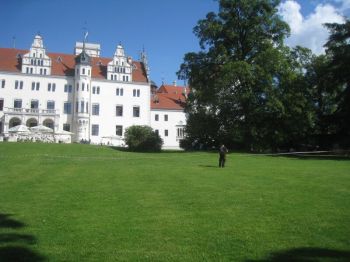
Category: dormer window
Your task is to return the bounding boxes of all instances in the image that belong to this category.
[21,34,51,75]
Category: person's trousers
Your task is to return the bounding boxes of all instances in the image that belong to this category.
[219,155,226,167]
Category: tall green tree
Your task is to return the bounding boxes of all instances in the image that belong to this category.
[324,20,350,147]
[178,0,301,151]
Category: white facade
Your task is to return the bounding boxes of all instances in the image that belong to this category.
[0,35,186,149]
[151,109,186,149]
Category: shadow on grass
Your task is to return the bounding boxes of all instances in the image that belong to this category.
[247,247,350,262]
[199,164,218,168]
[272,154,350,161]
[0,213,45,261]
[0,246,45,262]
[0,233,36,244]
[0,214,25,228]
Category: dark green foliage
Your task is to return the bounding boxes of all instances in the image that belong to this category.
[124,125,163,152]
[178,1,350,151]
[324,20,350,147]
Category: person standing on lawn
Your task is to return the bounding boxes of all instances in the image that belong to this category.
[219,144,228,168]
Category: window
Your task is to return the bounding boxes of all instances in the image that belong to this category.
[165,129,168,137]
[155,129,159,135]
[47,101,55,110]
[26,67,29,74]
[52,83,56,92]
[32,82,35,90]
[80,101,84,113]
[133,106,140,117]
[82,68,85,75]
[75,101,78,113]
[16,81,23,89]
[63,123,70,132]
[164,114,168,121]
[177,127,185,138]
[132,89,140,97]
[69,85,72,93]
[91,124,99,136]
[30,68,33,74]
[36,82,40,91]
[92,103,99,116]
[155,114,159,121]
[116,125,123,136]
[64,102,72,114]
[44,69,47,75]
[97,87,100,94]
[76,83,79,91]
[48,83,51,91]
[64,84,68,92]
[133,89,140,97]
[116,105,123,116]
[31,100,39,109]
[1,80,5,88]
[86,102,89,113]
[0,99,3,111]
[116,88,124,96]
[76,68,79,75]
[92,86,96,94]
[14,99,22,108]
[82,83,85,91]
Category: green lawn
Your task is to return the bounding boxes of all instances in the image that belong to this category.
[0,143,349,261]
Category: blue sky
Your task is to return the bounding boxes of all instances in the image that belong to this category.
[0,0,349,86]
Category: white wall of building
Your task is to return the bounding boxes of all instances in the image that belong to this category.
[150,109,186,150]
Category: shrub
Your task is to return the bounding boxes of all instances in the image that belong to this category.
[124,125,163,152]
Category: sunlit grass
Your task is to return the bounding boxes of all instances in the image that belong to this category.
[0,143,349,261]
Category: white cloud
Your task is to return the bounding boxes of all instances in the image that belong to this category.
[278,0,345,54]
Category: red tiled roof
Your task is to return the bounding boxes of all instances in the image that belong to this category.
[151,84,189,110]
[0,48,148,83]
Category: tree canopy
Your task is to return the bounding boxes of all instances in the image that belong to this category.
[178,0,349,151]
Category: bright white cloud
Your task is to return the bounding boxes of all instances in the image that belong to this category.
[278,0,345,54]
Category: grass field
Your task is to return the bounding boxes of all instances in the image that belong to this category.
[0,143,349,261]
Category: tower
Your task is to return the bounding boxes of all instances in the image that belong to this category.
[74,40,92,142]
[140,47,150,82]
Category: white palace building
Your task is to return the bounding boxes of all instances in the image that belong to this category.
[0,34,187,149]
